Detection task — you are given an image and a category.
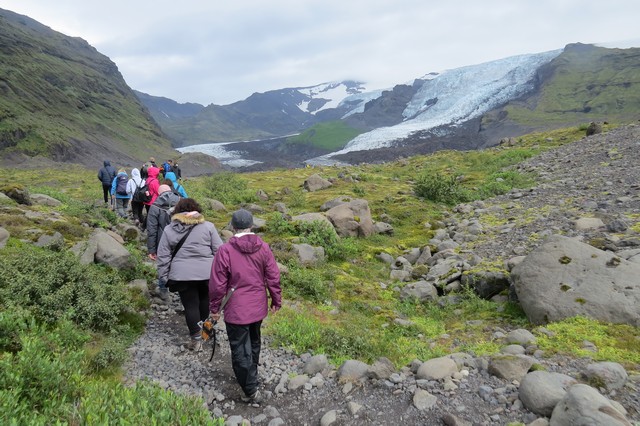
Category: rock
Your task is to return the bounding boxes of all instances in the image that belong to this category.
[501,344,526,355]
[304,174,332,192]
[337,360,369,383]
[347,401,362,415]
[574,217,605,230]
[583,362,628,390]
[325,199,375,238]
[519,371,578,416]
[505,329,537,346]
[426,257,462,284]
[320,410,337,426]
[320,196,352,211]
[442,413,472,426]
[273,202,288,214]
[303,354,329,375]
[2,186,31,205]
[511,235,640,326]
[368,357,396,380]
[30,193,62,207]
[374,221,394,235]
[291,243,325,265]
[0,226,9,248]
[550,384,632,425]
[585,121,603,136]
[413,389,437,411]
[287,374,310,391]
[376,252,394,264]
[416,356,458,380]
[207,199,227,211]
[256,189,269,201]
[400,280,438,302]
[488,354,534,381]
[35,232,65,251]
[460,270,510,299]
[93,230,134,269]
[414,246,432,265]
[290,213,334,230]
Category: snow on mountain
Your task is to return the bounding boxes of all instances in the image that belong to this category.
[295,81,370,115]
[308,49,562,165]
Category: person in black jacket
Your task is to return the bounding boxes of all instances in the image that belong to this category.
[97,160,117,204]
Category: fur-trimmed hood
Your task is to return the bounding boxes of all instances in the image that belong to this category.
[172,211,205,225]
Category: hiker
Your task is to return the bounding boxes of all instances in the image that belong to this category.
[142,166,161,230]
[156,198,223,350]
[97,160,116,204]
[208,209,282,403]
[110,168,131,218]
[149,157,157,168]
[127,168,145,226]
[147,184,181,298]
[172,161,182,180]
[164,170,188,198]
[161,159,173,177]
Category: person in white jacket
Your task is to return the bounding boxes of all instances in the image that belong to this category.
[127,168,145,226]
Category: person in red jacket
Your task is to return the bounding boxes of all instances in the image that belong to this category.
[142,166,161,230]
[209,209,281,404]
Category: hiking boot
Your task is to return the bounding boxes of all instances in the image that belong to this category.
[241,390,262,404]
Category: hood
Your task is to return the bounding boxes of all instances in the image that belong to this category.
[131,168,141,180]
[103,160,111,167]
[147,166,160,179]
[229,234,264,254]
[153,191,181,209]
[173,211,206,226]
[164,171,178,183]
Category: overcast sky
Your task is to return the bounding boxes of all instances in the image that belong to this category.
[2,0,639,106]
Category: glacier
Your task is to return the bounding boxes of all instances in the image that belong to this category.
[307,49,562,165]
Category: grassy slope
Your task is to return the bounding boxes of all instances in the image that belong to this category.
[285,121,363,151]
[0,10,175,163]
[501,44,640,126]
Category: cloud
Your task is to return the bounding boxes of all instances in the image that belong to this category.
[3,0,640,105]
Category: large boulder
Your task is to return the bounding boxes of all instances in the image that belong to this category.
[400,280,438,302]
[303,174,332,192]
[30,193,62,207]
[291,213,335,230]
[511,235,640,326]
[325,199,374,238]
[519,371,578,416]
[292,243,325,265]
[550,384,632,425]
[92,230,134,269]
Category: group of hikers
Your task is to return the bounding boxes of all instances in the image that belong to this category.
[97,157,282,404]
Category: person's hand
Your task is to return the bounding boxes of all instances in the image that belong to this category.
[270,306,280,315]
[148,253,157,261]
[210,312,221,322]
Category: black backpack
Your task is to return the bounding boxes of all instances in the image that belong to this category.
[116,175,128,196]
[133,180,152,203]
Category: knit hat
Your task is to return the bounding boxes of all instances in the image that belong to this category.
[158,184,172,194]
[231,209,253,230]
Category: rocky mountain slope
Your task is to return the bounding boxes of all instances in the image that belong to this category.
[0,8,177,169]
[123,125,640,425]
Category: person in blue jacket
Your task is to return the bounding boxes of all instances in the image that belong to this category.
[97,160,116,204]
[164,171,188,198]
[111,168,132,218]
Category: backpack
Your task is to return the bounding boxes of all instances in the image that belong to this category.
[162,162,172,174]
[133,180,152,203]
[116,174,128,196]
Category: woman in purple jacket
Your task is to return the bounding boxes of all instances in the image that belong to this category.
[209,209,282,403]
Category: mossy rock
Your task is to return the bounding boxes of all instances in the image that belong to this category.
[1,185,31,205]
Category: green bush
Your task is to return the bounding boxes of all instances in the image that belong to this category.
[0,246,131,333]
[282,265,331,303]
[414,172,471,204]
[296,220,358,261]
[201,172,256,205]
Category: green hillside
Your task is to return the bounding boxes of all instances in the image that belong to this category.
[498,43,640,126]
[286,121,363,151]
[0,9,176,167]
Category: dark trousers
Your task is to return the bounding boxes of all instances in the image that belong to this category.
[102,184,111,203]
[131,200,144,224]
[226,321,262,397]
[176,280,209,336]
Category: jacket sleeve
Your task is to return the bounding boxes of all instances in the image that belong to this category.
[178,185,188,198]
[209,247,229,313]
[156,231,171,282]
[146,207,160,254]
[263,245,282,309]
[98,169,103,182]
[110,176,117,195]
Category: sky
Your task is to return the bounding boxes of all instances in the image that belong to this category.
[2,0,639,106]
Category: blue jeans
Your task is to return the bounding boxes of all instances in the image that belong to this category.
[158,277,168,291]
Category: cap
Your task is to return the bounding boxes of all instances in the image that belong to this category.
[231,209,253,230]
[158,184,172,194]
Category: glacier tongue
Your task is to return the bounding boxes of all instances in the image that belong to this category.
[308,49,561,165]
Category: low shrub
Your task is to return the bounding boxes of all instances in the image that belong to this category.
[282,265,331,303]
[200,172,256,205]
[414,172,471,204]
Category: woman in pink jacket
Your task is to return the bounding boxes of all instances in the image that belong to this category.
[209,209,281,403]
